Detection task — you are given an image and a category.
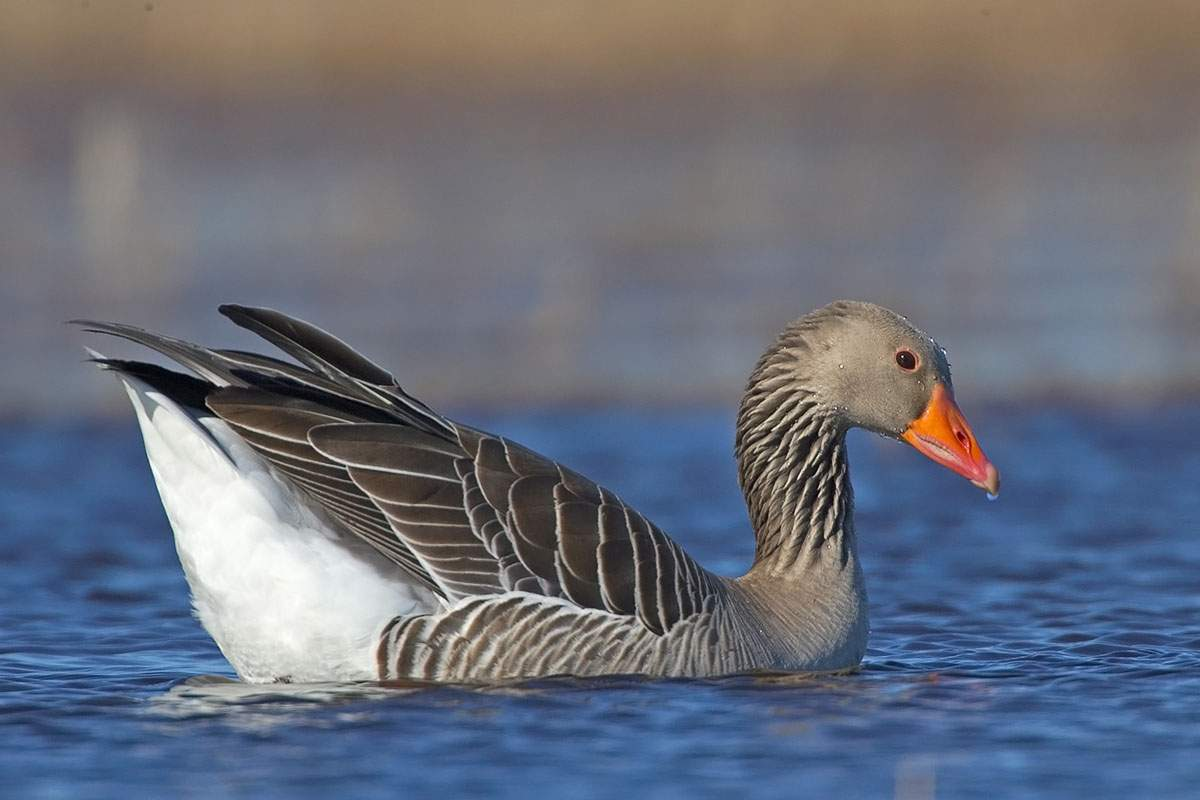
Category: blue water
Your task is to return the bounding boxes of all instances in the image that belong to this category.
[2,408,1198,798]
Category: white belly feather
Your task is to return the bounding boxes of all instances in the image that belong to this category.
[120,377,436,683]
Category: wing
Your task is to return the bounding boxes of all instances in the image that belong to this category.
[77,305,721,634]
[310,422,722,635]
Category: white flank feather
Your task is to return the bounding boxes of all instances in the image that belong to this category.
[118,375,435,683]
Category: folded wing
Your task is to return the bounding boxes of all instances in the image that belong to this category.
[78,305,720,636]
[311,422,720,634]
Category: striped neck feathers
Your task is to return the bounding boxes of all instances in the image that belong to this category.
[735,339,855,575]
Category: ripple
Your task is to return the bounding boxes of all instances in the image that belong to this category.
[3,413,1200,798]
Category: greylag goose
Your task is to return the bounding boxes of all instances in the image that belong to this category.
[76,300,998,684]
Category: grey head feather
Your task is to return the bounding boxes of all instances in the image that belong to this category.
[735,301,955,569]
[738,300,952,444]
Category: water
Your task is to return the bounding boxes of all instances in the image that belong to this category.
[2,408,1198,798]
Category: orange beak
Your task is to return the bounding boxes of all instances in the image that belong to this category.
[901,383,1000,495]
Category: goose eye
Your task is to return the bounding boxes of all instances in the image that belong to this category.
[895,349,918,371]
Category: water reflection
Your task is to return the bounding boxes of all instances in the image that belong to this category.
[146,667,1008,737]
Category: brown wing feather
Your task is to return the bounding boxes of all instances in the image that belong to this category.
[205,388,441,592]
[83,305,719,635]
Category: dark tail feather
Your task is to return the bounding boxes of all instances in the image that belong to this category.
[218,305,451,436]
[90,357,214,411]
[74,307,451,436]
[218,304,395,386]
[70,319,241,387]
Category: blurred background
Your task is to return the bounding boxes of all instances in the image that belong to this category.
[2,0,1199,416]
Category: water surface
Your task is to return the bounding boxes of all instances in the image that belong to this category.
[2,409,1198,798]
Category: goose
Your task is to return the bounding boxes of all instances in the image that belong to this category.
[75,300,998,684]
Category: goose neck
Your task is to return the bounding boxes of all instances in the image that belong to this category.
[736,388,855,578]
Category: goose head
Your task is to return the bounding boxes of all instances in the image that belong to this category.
[741,300,1000,495]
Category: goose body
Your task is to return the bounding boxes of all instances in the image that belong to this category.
[79,301,996,683]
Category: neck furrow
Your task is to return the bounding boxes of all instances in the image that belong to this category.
[737,397,855,577]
